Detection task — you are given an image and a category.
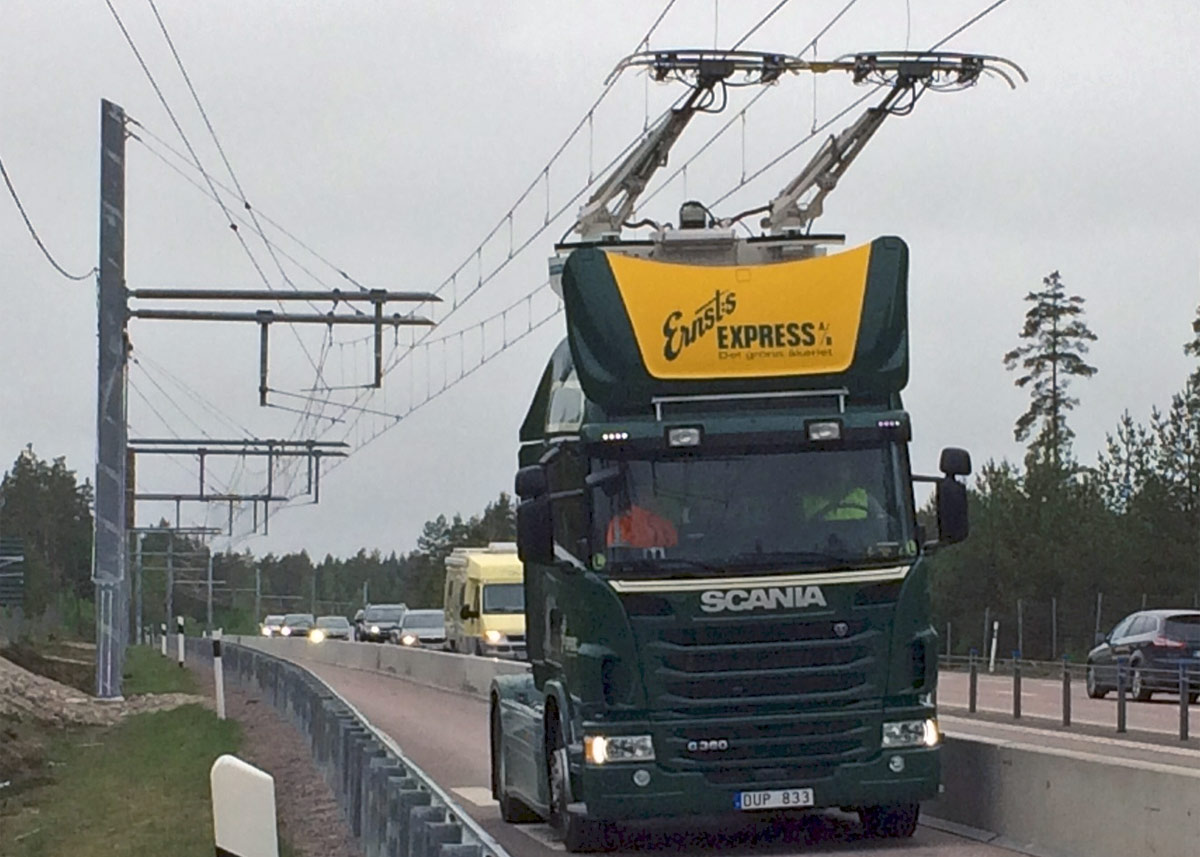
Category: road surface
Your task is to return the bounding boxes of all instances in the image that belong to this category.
[292,657,1028,857]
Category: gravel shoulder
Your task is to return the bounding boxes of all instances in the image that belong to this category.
[187,659,360,857]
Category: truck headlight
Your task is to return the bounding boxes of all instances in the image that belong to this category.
[882,719,940,748]
[261,627,272,636]
[401,634,418,646]
[280,626,292,637]
[370,625,381,635]
[309,629,326,643]
[484,630,505,645]
[584,734,655,765]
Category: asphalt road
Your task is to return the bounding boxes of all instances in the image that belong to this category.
[295,659,1027,857]
[938,669,1200,742]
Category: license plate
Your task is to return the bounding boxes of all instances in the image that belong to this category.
[734,788,814,811]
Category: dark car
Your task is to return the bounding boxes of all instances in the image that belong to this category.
[390,609,447,648]
[311,615,353,642]
[280,612,316,638]
[357,604,407,642]
[1086,609,1200,702]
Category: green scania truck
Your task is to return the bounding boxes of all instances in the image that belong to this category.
[488,49,1015,851]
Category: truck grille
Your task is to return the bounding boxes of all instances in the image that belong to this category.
[628,609,885,777]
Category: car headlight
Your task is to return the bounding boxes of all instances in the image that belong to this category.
[371,625,381,635]
[261,627,272,636]
[401,634,418,646]
[584,734,655,765]
[280,626,292,636]
[882,719,940,748]
[310,629,326,643]
[484,629,505,645]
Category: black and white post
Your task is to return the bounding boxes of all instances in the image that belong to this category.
[213,629,225,720]
[160,622,167,657]
[176,615,185,667]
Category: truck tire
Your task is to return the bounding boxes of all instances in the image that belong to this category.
[859,803,919,838]
[547,714,614,851]
[491,702,539,823]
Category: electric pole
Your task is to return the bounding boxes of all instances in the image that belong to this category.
[93,99,128,699]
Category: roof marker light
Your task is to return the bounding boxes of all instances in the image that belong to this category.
[667,427,702,447]
[807,421,842,441]
[601,431,630,442]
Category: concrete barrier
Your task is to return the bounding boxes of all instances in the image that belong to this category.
[931,733,1200,857]
[238,636,529,698]
[234,636,1200,857]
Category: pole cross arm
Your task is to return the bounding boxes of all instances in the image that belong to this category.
[129,288,440,303]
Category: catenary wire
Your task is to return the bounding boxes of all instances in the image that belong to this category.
[0,154,97,281]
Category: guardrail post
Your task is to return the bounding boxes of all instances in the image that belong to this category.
[1061,656,1071,727]
[1012,651,1021,719]
[968,648,978,714]
[408,806,446,857]
[393,785,432,857]
[422,822,463,857]
[384,776,420,856]
[366,756,404,857]
[440,845,483,857]
[1179,664,1189,742]
[1116,655,1128,733]
[357,741,387,840]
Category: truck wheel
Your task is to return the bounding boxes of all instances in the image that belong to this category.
[859,803,919,838]
[491,703,539,823]
[547,718,614,851]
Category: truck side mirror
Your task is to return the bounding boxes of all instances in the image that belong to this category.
[516,465,548,500]
[460,605,476,620]
[517,495,554,565]
[936,477,969,545]
[939,447,972,477]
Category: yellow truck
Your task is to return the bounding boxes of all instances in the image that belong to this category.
[444,543,526,659]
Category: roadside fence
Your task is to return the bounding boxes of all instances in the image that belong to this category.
[184,637,510,857]
[939,651,1197,741]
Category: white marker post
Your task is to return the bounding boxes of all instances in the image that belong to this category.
[210,755,279,857]
[160,623,167,657]
[213,629,226,720]
[176,615,186,668]
[988,619,1000,674]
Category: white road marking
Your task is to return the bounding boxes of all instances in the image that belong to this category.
[517,824,565,851]
[451,786,498,807]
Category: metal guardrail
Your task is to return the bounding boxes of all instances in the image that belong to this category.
[938,652,1196,740]
[185,637,512,857]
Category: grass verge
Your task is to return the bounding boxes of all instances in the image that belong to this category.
[121,644,197,695]
[2,705,239,857]
[2,646,295,857]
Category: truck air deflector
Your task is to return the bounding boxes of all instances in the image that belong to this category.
[561,237,909,413]
[607,566,910,593]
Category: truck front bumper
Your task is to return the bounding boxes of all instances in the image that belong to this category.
[575,746,939,822]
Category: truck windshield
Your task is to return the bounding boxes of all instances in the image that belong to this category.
[590,446,915,576]
[483,583,525,614]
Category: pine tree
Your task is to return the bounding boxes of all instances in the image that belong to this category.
[1003,271,1098,470]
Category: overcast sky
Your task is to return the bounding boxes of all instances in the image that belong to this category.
[2,1,1198,559]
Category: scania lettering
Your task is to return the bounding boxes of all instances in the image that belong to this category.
[699,585,828,613]
[488,47,1020,851]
